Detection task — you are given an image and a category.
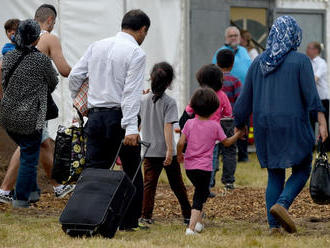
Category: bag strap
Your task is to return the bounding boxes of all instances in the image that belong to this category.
[4,50,31,85]
[73,106,84,127]
[110,140,151,183]
[317,137,328,161]
[317,138,326,155]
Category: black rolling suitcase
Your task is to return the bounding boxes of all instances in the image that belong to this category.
[59,141,150,238]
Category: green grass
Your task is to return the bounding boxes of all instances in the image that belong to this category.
[0,212,329,248]
[0,153,329,248]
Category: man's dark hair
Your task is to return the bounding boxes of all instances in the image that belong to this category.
[190,88,219,118]
[196,64,223,92]
[217,49,235,69]
[4,19,20,32]
[121,9,150,31]
[35,4,57,22]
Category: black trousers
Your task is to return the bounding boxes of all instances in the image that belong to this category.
[85,109,143,229]
[311,99,330,150]
[186,169,211,211]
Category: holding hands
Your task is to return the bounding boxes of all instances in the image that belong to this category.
[234,126,248,140]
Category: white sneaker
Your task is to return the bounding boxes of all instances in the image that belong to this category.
[185,228,196,235]
[194,222,204,233]
[54,184,75,198]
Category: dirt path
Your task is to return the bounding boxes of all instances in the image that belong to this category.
[1,185,329,226]
[0,126,329,229]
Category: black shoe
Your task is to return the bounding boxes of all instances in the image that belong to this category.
[225,183,235,190]
[139,218,154,225]
[208,192,216,198]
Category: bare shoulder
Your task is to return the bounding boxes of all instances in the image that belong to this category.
[38,33,60,49]
[41,33,60,45]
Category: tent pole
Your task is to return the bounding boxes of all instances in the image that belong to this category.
[123,0,127,14]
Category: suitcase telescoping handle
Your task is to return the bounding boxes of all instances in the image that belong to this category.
[110,140,151,183]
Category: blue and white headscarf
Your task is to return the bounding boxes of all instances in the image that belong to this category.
[259,16,302,75]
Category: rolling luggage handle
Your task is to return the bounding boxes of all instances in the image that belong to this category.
[110,140,151,183]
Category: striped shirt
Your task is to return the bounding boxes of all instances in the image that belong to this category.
[222,72,242,108]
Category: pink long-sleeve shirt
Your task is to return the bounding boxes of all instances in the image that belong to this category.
[186,89,232,121]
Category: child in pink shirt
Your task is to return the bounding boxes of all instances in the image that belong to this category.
[185,64,232,121]
[185,64,234,195]
[177,87,242,235]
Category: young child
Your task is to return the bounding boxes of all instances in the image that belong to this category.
[0,19,20,99]
[177,87,243,235]
[2,19,20,55]
[185,64,234,196]
[217,49,248,163]
[217,50,248,163]
[139,62,191,225]
[215,50,243,190]
[216,49,242,108]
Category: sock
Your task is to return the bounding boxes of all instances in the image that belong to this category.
[0,189,11,195]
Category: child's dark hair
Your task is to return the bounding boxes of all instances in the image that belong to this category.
[216,49,235,69]
[196,64,223,92]
[150,62,174,103]
[190,88,219,117]
[4,19,20,32]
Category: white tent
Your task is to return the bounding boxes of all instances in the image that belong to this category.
[0,0,189,138]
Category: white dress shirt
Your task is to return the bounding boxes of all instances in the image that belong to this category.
[69,32,146,135]
[311,56,329,100]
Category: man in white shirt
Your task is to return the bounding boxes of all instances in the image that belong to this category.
[306,41,330,148]
[69,9,150,231]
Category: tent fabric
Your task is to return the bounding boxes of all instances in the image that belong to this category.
[0,0,187,139]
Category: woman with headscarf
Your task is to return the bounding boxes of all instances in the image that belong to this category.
[234,16,328,234]
[0,19,58,208]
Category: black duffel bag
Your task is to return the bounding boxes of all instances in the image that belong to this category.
[309,139,330,205]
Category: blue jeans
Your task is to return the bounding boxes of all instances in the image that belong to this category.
[266,155,312,228]
[7,130,42,204]
[210,144,220,188]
